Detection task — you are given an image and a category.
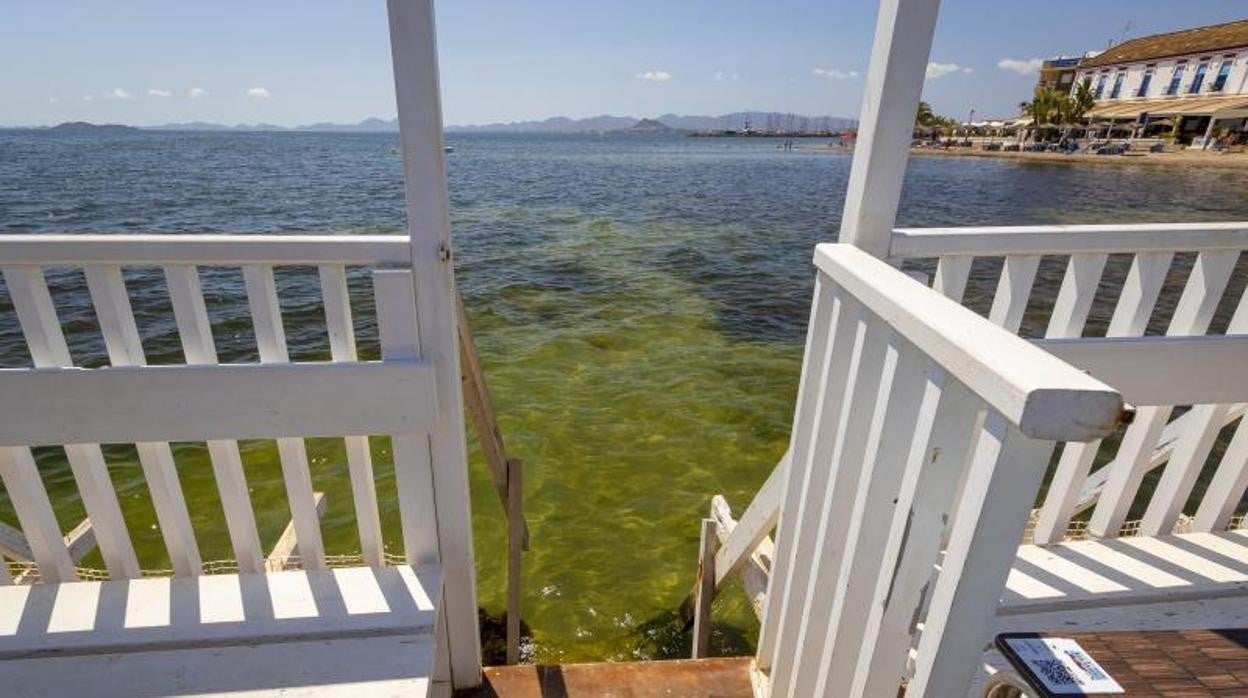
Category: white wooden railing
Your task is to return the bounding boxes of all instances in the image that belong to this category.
[694,221,1248,695]
[754,243,1126,697]
[0,234,482,669]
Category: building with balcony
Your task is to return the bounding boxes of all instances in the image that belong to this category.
[1036,55,1086,93]
[1074,19,1248,145]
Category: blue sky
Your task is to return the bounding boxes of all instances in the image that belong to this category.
[3,1,1246,127]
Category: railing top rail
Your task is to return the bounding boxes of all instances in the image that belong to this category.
[815,243,1127,441]
[890,222,1248,258]
[0,234,412,266]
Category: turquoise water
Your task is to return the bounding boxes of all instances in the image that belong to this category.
[1,131,1246,662]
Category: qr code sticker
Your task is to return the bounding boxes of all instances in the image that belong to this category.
[1033,658,1082,688]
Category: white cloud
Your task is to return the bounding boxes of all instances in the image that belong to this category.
[812,67,859,80]
[246,87,271,98]
[148,88,173,97]
[103,87,132,99]
[48,97,58,104]
[926,62,972,79]
[188,87,208,99]
[635,71,672,82]
[712,71,739,81]
[82,95,93,102]
[997,58,1044,76]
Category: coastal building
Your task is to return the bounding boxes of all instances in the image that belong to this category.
[1074,18,1248,145]
[1036,55,1086,93]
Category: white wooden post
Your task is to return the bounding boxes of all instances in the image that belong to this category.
[386,0,483,687]
[838,0,943,259]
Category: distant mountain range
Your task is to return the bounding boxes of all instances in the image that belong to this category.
[446,112,856,133]
[7,112,855,134]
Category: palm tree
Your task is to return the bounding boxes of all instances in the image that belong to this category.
[915,101,937,127]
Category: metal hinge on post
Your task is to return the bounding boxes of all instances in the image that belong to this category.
[438,242,452,263]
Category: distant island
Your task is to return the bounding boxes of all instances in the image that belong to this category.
[5,111,856,135]
[49,121,138,134]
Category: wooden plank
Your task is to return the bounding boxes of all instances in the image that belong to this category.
[0,518,94,565]
[813,244,1125,442]
[851,380,981,698]
[987,254,1040,332]
[712,452,785,589]
[1192,417,1248,532]
[319,264,385,567]
[0,633,436,698]
[1044,253,1107,339]
[755,280,841,670]
[708,496,772,621]
[764,294,866,690]
[1,265,140,581]
[1074,403,1248,518]
[165,264,264,574]
[374,270,440,567]
[0,361,438,447]
[0,565,442,657]
[837,0,942,259]
[1038,335,1248,407]
[1001,530,1248,614]
[0,234,410,266]
[506,459,523,665]
[458,289,529,550]
[691,518,717,660]
[265,492,328,570]
[388,0,484,684]
[806,343,932,698]
[84,265,201,577]
[932,256,972,302]
[908,413,1056,698]
[0,448,75,584]
[1089,250,1239,538]
[243,264,326,571]
[1140,291,1248,536]
[774,319,892,698]
[891,222,1248,258]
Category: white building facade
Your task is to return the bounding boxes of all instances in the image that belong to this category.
[1072,19,1248,146]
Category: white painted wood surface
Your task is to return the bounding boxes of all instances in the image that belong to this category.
[319,264,386,568]
[713,452,785,589]
[0,448,76,585]
[891,222,1248,258]
[165,263,265,574]
[1,266,141,581]
[756,279,841,670]
[932,256,972,302]
[387,0,482,685]
[0,234,409,266]
[0,361,437,447]
[813,244,1125,441]
[837,0,942,259]
[691,518,717,659]
[243,265,327,571]
[1088,250,1239,538]
[84,265,202,577]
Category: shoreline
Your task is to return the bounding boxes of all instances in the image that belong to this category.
[800,144,1248,170]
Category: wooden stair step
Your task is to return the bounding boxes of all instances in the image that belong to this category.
[457,657,754,698]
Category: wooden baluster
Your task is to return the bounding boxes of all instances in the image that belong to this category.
[319,264,385,567]
[0,447,76,584]
[85,265,201,577]
[373,270,439,566]
[806,339,929,698]
[242,265,326,570]
[933,255,972,302]
[1090,250,1238,537]
[757,279,843,669]
[1,266,140,580]
[850,379,980,698]
[165,264,264,574]
[1192,417,1248,532]
[908,411,1056,698]
[988,254,1041,332]
[1140,288,1248,536]
[772,308,888,698]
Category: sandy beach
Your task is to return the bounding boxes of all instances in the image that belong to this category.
[801,143,1248,170]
